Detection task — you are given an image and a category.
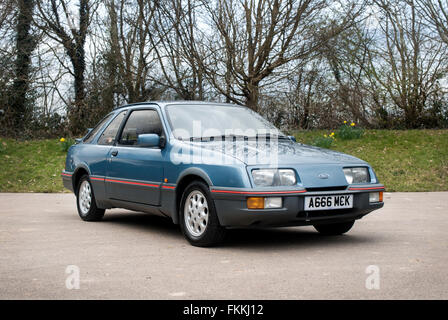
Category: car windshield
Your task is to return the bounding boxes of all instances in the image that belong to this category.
[166,104,285,140]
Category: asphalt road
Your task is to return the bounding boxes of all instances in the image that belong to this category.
[0,192,447,299]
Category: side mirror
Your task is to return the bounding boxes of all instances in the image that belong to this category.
[288,135,296,142]
[137,133,160,148]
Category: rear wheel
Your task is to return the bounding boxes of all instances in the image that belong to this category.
[179,181,226,247]
[313,220,355,235]
[76,175,105,221]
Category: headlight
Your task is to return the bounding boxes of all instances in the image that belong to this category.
[252,169,297,187]
[279,169,296,186]
[343,167,369,184]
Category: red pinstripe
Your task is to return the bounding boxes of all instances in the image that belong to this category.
[211,189,307,195]
[349,187,385,191]
[105,178,159,188]
[90,177,104,181]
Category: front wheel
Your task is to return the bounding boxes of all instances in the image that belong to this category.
[313,220,355,235]
[76,175,105,221]
[179,181,226,247]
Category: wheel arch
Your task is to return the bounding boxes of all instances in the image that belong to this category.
[72,165,91,195]
[173,169,213,224]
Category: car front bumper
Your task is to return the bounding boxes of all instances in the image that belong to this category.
[211,185,384,227]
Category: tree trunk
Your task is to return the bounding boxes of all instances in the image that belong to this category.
[68,48,86,134]
[10,0,35,134]
[245,82,259,112]
[404,103,419,129]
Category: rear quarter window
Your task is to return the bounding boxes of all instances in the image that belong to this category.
[83,114,114,143]
[98,111,127,145]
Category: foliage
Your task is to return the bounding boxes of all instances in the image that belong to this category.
[336,122,363,140]
[312,132,335,148]
[29,113,67,138]
[59,137,75,152]
[1,0,448,138]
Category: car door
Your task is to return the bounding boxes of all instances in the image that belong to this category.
[105,108,165,206]
[86,111,127,201]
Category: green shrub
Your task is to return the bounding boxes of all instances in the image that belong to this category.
[312,133,335,149]
[337,122,364,140]
[59,138,75,152]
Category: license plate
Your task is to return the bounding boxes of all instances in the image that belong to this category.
[304,195,353,211]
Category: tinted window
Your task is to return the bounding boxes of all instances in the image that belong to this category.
[119,109,163,146]
[84,114,113,143]
[98,111,126,145]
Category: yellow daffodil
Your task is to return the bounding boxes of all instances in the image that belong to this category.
[351,122,355,127]
[60,138,66,142]
[330,132,335,136]
[344,120,347,124]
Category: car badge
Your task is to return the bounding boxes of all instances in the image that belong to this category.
[318,173,330,179]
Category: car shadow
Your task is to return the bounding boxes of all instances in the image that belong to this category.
[102,211,181,238]
[222,227,377,250]
[101,211,382,250]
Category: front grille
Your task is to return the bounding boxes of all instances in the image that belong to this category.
[305,186,348,192]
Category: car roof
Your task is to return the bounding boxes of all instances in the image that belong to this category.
[113,101,244,111]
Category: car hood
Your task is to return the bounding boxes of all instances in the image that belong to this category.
[186,139,366,166]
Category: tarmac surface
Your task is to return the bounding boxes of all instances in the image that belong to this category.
[0,192,447,299]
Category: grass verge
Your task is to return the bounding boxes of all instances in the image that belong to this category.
[294,129,448,192]
[0,139,67,192]
[0,130,447,192]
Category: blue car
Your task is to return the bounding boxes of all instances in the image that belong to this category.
[62,101,384,246]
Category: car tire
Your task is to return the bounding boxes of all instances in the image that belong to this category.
[313,220,355,235]
[76,174,105,221]
[179,181,227,247]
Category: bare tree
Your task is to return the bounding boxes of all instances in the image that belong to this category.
[149,0,207,100]
[0,0,16,135]
[417,0,448,45]
[35,0,97,134]
[0,0,15,30]
[198,0,355,111]
[104,0,163,103]
[287,63,327,129]
[1,0,447,135]
[366,0,447,128]
[322,16,376,126]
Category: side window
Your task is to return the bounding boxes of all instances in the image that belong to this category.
[83,114,113,143]
[119,109,164,146]
[98,111,126,145]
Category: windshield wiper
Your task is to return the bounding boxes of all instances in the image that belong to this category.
[252,133,289,140]
[189,134,249,142]
[188,133,289,142]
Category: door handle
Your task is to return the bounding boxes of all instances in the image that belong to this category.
[111,150,118,157]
